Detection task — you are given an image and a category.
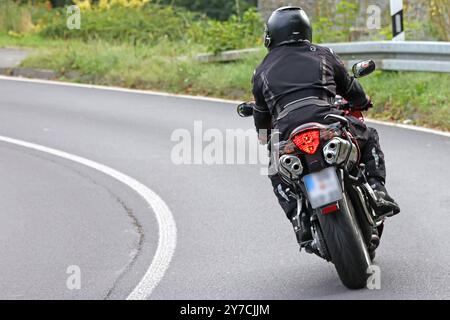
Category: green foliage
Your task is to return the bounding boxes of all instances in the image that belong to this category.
[38,4,263,52]
[312,17,334,43]
[193,8,263,54]
[49,0,73,6]
[158,0,258,21]
[335,0,359,42]
[379,20,440,41]
[311,0,448,42]
[0,0,34,34]
[361,71,450,130]
[0,1,65,36]
[41,5,198,45]
[313,0,359,43]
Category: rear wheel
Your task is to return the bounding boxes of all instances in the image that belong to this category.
[317,191,372,289]
[347,186,374,247]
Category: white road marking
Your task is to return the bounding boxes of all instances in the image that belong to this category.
[1,75,449,138]
[0,135,177,300]
[0,75,240,104]
[364,118,450,138]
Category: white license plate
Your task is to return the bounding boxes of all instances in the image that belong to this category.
[303,167,343,209]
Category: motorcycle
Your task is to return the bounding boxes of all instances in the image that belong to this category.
[237,60,390,289]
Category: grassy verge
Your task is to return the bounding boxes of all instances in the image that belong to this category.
[1,34,449,131]
[361,71,450,130]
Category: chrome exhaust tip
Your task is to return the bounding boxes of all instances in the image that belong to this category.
[279,155,303,179]
[323,137,358,168]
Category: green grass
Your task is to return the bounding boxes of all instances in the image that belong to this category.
[1,33,259,98]
[1,34,449,131]
[361,71,450,130]
[0,33,55,48]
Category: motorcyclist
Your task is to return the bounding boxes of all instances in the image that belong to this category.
[251,6,400,242]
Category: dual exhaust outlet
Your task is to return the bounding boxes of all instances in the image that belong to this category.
[278,137,358,180]
[323,137,358,169]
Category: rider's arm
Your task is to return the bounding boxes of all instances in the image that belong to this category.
[328,49,370,108]
[252,70,272,133]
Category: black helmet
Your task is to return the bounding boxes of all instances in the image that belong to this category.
[264,6,312,50]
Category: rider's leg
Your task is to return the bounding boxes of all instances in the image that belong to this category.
[269,174,297,219]
[269,174,312,243]
[347,117,400,216]
[359,127,386,182]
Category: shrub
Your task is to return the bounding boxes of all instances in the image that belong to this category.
[312,0,359,43]
[158,0,258,21]
[41,4,199,45]
[39,3,263,52]
[191,8,263,54]
[0,1,35,34]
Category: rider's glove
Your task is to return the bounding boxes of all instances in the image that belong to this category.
[352,95,373,111]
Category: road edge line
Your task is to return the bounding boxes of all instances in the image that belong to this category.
[0,134,177,300]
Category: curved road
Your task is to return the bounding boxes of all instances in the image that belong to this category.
[0,77,449,300]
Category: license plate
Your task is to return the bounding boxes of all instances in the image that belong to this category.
[303,167,343,209]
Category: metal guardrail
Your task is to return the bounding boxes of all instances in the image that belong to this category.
[195,41,450,73]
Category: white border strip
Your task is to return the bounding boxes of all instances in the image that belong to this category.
[0,75,240,105]
[365,118,450,138]
[0,134,177,300]
[1,75,448,138]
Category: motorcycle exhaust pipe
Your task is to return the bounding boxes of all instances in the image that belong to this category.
[323,137,358,169]
[279,155,303,180]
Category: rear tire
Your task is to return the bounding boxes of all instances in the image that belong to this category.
[317,191,372,289]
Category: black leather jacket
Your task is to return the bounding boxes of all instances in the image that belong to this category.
[252,42,369,132]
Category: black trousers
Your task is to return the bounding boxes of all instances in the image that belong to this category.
[269,105,386,220]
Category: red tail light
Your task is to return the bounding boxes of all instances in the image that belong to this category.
[292,130,320,155]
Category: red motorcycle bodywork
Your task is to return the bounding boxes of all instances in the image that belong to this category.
[346,110,365,122]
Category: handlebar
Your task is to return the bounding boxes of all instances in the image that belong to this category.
[334,96,353,110]
[238,97,371,119]
[334,96,372,112]
[237,102,256,118]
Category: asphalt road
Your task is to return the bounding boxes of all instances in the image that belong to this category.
[0,77,449,300]
[0,49,29,68]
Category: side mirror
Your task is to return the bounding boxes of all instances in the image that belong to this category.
[352,60,376,78]
[237,102,255,118]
